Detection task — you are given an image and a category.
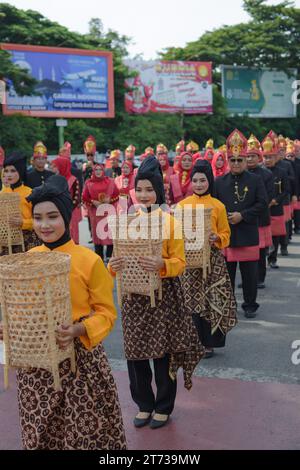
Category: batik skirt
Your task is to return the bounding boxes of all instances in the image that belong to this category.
[181,247,237,346]
[121,277,205,390]
[0,229,41,256]
[16,339,127,450]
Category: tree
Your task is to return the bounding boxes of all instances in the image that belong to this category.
[162,0,300,143]
[1,1,300,154]
[0,4,132,153]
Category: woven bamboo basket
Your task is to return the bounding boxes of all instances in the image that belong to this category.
[181,207,212,278]
[0,252,75,391]
[109,212,163,308]
[0,193,25,255]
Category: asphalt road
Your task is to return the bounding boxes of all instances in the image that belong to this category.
[1,218,299,386]
[79,218,299,386]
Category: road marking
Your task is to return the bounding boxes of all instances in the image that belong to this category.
[1,350,298,385]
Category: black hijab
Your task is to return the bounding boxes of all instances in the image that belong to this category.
[3,151,27,189]
[135,155,166,206]
[191,159,214,196]
[27,175,73,249]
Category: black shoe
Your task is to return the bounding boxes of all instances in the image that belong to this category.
[149,414,170,429]
[257,282,265,289]
[133,413,152,428]
[244,307,257,319]
[204,348,214,359]
[280,248,289,256]
[269,260,279,269]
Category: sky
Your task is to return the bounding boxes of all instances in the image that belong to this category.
[3,0,300,59]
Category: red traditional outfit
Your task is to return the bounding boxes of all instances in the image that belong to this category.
[52,157,81,244]
[115,161,135,212]
[174,140,185,173]
[82,164,119,257]
[211,151,229,178]
[158,153,174,206]
[169,152,193,204]
[186,141,201,164]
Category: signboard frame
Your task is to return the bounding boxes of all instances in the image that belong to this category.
[124,60,213,115]
[1,43,115,118]
[221,65,297,118]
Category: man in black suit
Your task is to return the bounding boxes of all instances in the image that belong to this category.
[215,129,268,318]
[26,141,53,189]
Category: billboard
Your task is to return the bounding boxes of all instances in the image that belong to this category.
[221,65,297,118]
[1,43,115,118]
[124,60,213,114]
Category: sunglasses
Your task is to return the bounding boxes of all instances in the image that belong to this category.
[230,158,244,163]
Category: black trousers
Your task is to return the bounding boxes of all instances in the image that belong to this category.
[258,248,267,283]
[294,210,300,230]
[192,314,226,348]
[94,244,113,260]
[226,260,259,311]
[268,236,280,264]
[127,355,177,415]
[279,222,289,248]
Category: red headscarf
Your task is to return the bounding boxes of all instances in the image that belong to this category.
[173,154,181,173]
[90,163,107,183]
[211,152,229,178]
[177,152,193,193]
[83,163,115,203]
[121,160,133,177]
[0,146,5,166]
[203,149,214,165]
[52,157,72,180]
[158,153,170,171]
[116,161,135,195]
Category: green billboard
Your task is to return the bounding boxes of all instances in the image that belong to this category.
[221,65,297,118]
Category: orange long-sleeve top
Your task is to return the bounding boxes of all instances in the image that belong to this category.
[108,210,186,279]
[30,240,117,350]
[178,193,231,249]
[1,184,33,231]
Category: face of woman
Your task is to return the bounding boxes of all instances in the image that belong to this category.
[122,164,131,176]
[51,163,59,175]
[181,155,193,170]
[33,201,66,244]
[94,166,104,178]
[135,179,157,208]
[216,156,224,168]
[158,155,167,168]
[3,165,20,185]
[192,172,209,195]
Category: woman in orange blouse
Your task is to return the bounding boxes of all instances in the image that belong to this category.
[109,156,204,430]
[2,175,127,450]
[1,151,40,254]
[178,160,237,358]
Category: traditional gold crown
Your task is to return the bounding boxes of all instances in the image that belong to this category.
[262,135,277,155]
[145,146,154,155]
[205,138,214,149]
[156,143,168,153]
[126,144,136,153]
[33,141,47,157]
[84,136,96,154]
[218,144,227,154]
[286,139,295,155]
[277,134,287,149]
[247,134,261,151]
[176,140,185,152]
[110,150,120,159]
[186,140,199,152]
[227,129,247,158]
